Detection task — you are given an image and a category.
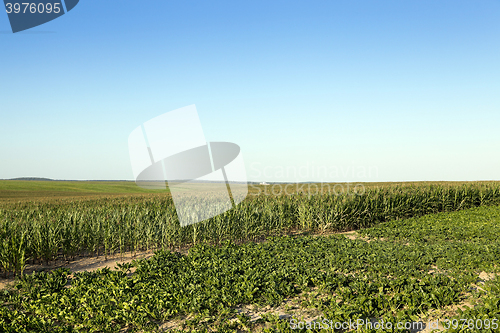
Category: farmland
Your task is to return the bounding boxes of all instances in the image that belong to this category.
[0,180,163,201]
[1,181,500,332]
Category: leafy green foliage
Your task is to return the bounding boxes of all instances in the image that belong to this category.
[1,204,500,332]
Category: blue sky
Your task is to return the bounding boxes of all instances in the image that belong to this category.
[1,0,499,182]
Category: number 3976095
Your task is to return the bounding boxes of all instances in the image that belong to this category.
[5,3,61,14]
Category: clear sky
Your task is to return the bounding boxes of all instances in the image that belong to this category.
[1,0,499,182]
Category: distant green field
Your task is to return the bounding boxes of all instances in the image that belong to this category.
[1,179,499,201]
[0,180,162,193]
[0,180,167,200]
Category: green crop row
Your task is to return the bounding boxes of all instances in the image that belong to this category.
[1,183,500,277]
[1,204,500,332]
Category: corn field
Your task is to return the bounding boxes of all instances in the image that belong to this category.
[1,183,500,277]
